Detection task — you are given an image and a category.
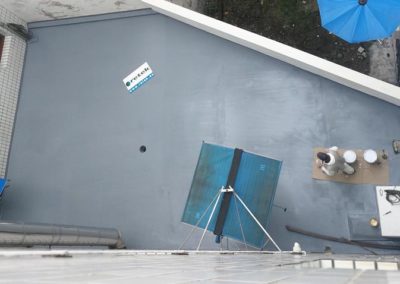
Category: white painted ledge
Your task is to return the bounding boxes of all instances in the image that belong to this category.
[142,0,400,106]
[0,249,301,257]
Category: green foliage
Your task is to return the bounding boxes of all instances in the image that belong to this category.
[204,0,370,74]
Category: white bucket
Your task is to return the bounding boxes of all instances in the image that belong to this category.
[343,150,357,164]
[364,149,378,164]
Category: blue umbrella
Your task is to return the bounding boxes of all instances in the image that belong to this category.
[0,178,6,196]
[317,0,400,43]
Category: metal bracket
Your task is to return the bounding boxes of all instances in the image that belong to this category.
[179,186,282,252]
[221,186,234,193]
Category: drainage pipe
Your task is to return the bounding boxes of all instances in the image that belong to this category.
[0,221,125,249]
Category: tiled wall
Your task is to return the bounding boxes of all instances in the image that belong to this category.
[0,5,26,178]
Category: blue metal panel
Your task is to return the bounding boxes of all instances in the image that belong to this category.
[223,151,282,248]
[181,142,282,248]
[181,143,233,230]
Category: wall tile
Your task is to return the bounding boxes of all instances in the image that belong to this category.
[0,5,26,178]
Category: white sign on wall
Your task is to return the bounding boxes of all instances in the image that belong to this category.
[123,62,154,93]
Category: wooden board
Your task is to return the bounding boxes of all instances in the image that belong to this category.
[312,148,389,185]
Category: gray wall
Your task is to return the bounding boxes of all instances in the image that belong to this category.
[3,10,400,252]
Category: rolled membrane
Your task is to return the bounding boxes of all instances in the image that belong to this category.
[364,149,378,164]
[343,150,357,164]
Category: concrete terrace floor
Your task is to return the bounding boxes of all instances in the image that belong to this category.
[0,250,400,283]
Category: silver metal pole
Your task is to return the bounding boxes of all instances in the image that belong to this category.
[178,190,221,250]
[261,238,270,251]
[233,193,248,250]
[196,189,222,251]
[233,192,281,252]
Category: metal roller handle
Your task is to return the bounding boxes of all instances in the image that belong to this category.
[0,221,125,249]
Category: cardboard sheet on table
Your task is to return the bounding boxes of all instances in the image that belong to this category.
[312,148,389,185]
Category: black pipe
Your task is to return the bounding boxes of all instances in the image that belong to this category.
[0,221,125,249]
[286,225,400,250]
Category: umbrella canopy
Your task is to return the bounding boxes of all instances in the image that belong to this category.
[0,178,5,196]
[317,0,400,43]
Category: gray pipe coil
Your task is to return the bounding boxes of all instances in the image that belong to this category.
[0,221,125,249]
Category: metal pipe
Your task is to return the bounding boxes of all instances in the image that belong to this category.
[0,221,124,249]
[197,190,222,251]
[234,192,281,251]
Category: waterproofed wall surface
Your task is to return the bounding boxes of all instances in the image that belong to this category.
[3,9,400,252]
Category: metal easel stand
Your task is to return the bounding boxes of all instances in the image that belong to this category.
[178,186,286,253]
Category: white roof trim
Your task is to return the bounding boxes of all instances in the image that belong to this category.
[143,0,400,106]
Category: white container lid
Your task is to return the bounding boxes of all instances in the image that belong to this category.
[364,149,378,164]
[343,150,357,164]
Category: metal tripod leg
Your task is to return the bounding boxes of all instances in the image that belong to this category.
[233,191,281,252]
[196,189,223,251]
[178,189,222,250]
[233,193,248,250]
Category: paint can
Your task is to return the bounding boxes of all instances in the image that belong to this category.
[343,150,357,164]
[369,217,379,228]
[364,149,378,164]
